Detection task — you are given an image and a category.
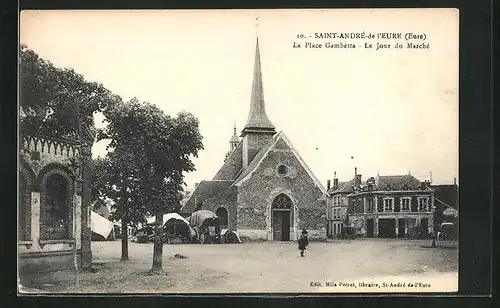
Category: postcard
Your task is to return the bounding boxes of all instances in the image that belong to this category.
[18,9,459,294]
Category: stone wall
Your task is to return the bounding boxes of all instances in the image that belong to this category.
[202,186,239,230]
[242,132,274,168]
[236,138,326,240]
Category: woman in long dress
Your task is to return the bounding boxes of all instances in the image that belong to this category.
[298,229,309,257]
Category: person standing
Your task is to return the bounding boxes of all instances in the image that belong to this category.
[298,229,309,257]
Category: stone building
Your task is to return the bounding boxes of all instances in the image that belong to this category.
[180,39,327,241]
[346,172,435,238]
[18,132,93,274]
[325,172,352,238]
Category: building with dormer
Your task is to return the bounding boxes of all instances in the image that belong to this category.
[345,171,435,238]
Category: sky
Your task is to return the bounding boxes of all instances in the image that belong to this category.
[20,9,459,191]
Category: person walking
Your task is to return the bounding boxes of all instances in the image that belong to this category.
[298,228,309,257]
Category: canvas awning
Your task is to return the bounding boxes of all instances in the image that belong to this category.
[146,213,190,227]
[189,210,219,229]
[91,211,114,239]
[443,207,458,217]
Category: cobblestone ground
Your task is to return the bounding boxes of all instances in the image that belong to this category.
[19,239,458,294]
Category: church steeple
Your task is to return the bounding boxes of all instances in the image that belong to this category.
[241,38,276,137]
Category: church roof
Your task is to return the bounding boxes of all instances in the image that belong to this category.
[180,180,233,214]
[232,134,278,184]
[232,131,327,195]
[242,38,275,135]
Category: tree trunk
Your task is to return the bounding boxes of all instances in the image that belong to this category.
[150,212,164,272]
[121,218,129,261]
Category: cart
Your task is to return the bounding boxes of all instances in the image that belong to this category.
[189,210,222,244]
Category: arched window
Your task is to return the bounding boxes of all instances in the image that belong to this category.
[19,173,30,241]
[215,207,228,229]
[41,173,71,240]
[272,194,292,209]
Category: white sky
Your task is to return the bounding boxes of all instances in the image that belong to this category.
[20,9,459,190]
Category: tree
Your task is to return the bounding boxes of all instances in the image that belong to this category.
[19,45,117,139]
[91,153,148,261]
[98,98,203,273]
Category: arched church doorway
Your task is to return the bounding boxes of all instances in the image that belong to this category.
[216,207,228,229]
[271,194,293,241]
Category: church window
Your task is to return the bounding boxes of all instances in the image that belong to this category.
[272,193,292,209]
[41,173,71,240]
[277,165,288,176]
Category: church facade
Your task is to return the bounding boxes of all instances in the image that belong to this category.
[181,39,327,241]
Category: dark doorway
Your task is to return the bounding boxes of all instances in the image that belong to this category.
[378,218,396,238]
[366,218,374,238]
[215,207,228,229]
[282,211,290,241]
[272,211,282,240]
[398,218,406,238]
[271,194,293,241]
[420,218,429,239]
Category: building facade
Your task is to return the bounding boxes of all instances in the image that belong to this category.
[347,173,435,238]
[18,134,93,274]
[180,39,327,241]
[325,173,352,238]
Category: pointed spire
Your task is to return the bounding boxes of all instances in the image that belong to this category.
[241,37,276,136]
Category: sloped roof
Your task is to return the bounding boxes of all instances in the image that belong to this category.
[376,175,424,190]
[212,140,243,181]
[328,180,354,194]
[180,180,233,214]
[232,134,278,184]
[432,184,458,209]
[232,131,327,195]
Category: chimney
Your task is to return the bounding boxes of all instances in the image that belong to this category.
[327,180,331,191]
[333,178,339,190]
[355,167,357,176]
[454,177,457,186]
[355,174,362,186]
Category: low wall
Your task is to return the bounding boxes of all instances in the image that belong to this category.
[19,250,81,275]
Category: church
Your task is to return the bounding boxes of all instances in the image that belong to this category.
[180,39,327,241]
